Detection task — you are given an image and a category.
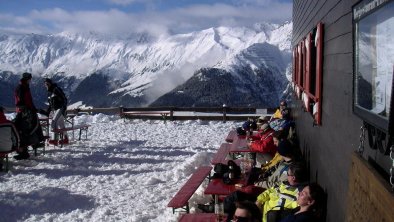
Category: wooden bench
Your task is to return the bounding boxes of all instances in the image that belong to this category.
[167,166,212,214]
[211,143,231,165]
[53,124,90,147]
[225,130,237,143]
[178,213,217,222]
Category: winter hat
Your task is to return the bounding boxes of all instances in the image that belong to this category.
[280,101,287,107]
[21,72,32,80]
[44,78,53,84]
[260,123,270,131]
[277,140,293,158]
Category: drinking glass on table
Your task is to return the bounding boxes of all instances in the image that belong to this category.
[240,156,246,175]
[215,202,224,222]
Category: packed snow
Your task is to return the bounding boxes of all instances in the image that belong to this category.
[0,113,240,222]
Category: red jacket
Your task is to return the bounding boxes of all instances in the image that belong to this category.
[0,112,8,123]
[249,128,276,155]
[14,80,35,113]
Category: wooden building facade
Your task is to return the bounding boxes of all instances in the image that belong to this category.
[291,0,393,221]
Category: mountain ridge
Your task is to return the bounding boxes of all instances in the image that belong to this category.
[0,21,292,108]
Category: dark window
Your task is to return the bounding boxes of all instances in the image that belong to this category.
[353,0,393,132]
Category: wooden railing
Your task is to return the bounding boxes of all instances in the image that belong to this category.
[4,106,276,122]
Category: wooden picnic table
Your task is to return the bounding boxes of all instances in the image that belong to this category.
[229,135,253,158]
[40,114,77,138]
[204,178,246,196]
[204,178,248,221]
[225,130,237,143]
[178,213,217,222]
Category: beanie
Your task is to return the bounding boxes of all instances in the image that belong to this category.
[44,78,53,84]
[261,123,269,131]
[277,140,293,158]
[280,101,287,107]
[21,72,32,80]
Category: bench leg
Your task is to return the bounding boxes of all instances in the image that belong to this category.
[5,155,9,172]
[60,133,64,148]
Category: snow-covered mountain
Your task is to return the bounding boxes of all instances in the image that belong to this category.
[0,22,292,108]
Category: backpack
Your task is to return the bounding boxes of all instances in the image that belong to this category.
[213,163,229,178]
[213,160,241,184]
[236,127,246,136]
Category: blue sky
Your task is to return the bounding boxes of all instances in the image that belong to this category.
[0,0,292,36]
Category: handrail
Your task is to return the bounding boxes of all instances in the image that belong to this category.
[3,106,276,122]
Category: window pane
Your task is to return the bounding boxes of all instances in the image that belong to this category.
[355,2,393,119]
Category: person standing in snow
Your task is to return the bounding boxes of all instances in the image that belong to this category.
[13,72,45,160]
[40,78,68,145]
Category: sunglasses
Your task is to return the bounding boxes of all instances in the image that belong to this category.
[232,215,249,222]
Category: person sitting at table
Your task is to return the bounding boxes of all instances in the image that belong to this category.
[279,183,326,222]
[224,139,300,221]
[248,123,276,164]
[256,116,270,130]
[270,100,287,121]
[0,106,20,170]
[270,108,296,145]
[256,162,309,222]
[258,130,286,172]
[248,118,272,141]
[269,108,293,131]
[231,200,262,222]
[236,118,258,136]
[254,139,298,189]
[247,130,289,185]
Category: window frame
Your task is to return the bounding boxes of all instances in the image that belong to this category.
[352,0,394,134]
[292,22,324,125]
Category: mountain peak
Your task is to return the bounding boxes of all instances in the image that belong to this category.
[0,22,292,108]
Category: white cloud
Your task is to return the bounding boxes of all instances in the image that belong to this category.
[0,1,292,36]
[108,0,137,6]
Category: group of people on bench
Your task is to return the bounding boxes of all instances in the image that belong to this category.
[0,72,69,169]
[199,101,326,222]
